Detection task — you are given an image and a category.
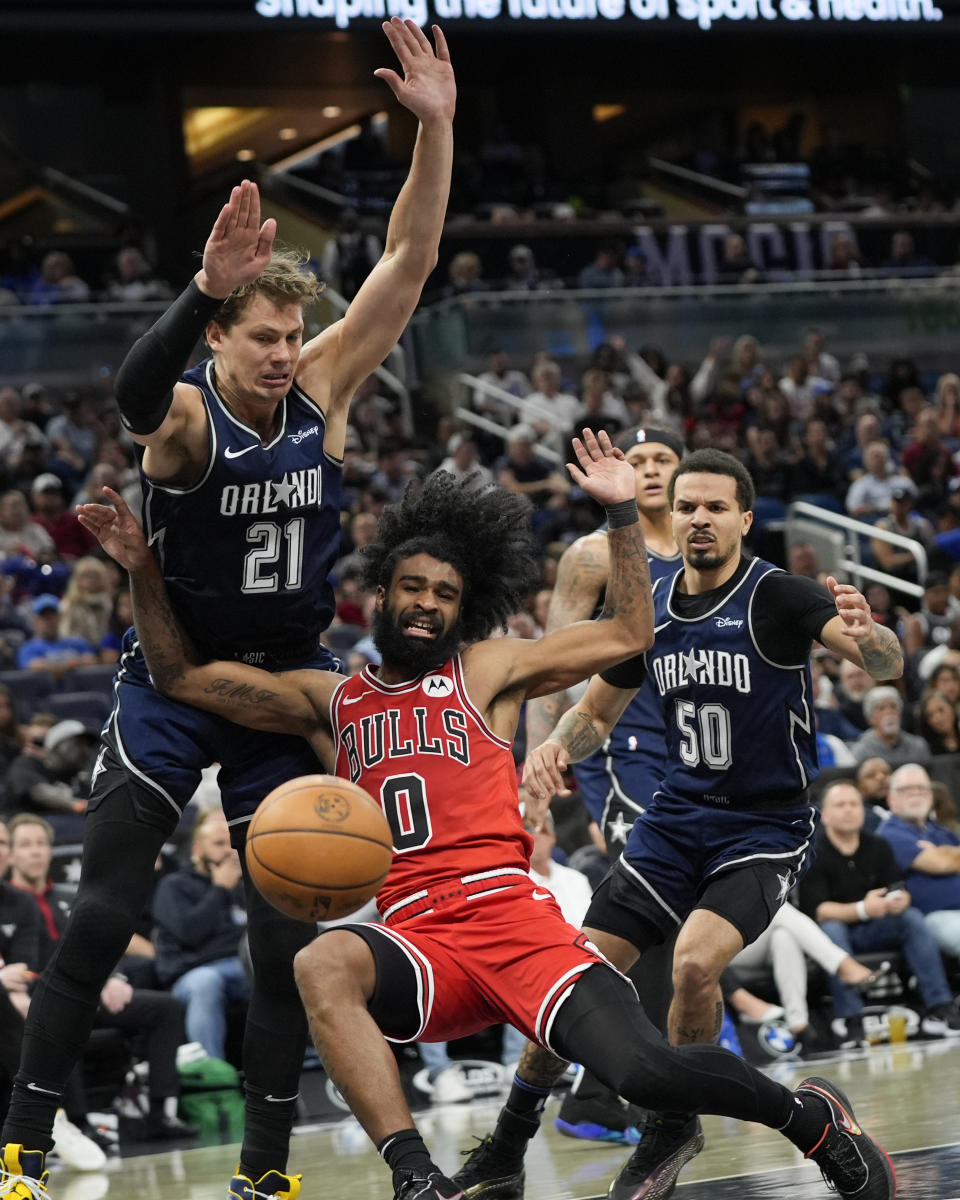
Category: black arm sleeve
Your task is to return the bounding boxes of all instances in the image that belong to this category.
[751,573,839,666]
[115,280,224,435]
[600,652,648,690]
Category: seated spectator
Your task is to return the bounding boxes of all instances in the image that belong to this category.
[46,393,100,483]
[901,407,958,510]
[851,686,932,766]
[500,244,560,292]
[870,483,935,587]
[25,252,90,305]
[904,572,960,656]
[0,388,48,478]
[798,780,960,1044]
[834,659,874,735]
[791,418,847,501]
[732,901,885,1051]
[857,755,892,818]
[0,684,23,775]
[577,244,624,289]
[803,329,841,385]
[30,473,99,561]
[103,246,174,303]
[930,661,960,706]
[442,251,488,300]
[318,210,383,301]
[0,490,55,562]
[880,231,937,278]
[151,809,250,1062]
[845,441,914,519]
[2,718,95,840]
[58,556,116,648]
[368,443,416,505]
[778,355,817,422]
[6,814,197,1142]
[917,689,960,756]
[879,762,960,961]
[744,428,793,502]
[934,373,960,439]
[495,425,569,509]
[717,233,759,285]
[434,434,493,490]
[15,594,96,683]
[521,360,580,450]
[98,586,133,664]
[471,350,530,426]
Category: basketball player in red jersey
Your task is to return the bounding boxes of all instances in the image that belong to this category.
[77,434,895,1200]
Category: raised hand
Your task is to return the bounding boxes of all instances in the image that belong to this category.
[197,179,277,299]
[826,575,874,642]
[375,19,456,125]
[77,487,151,572]
[566,428,634,507]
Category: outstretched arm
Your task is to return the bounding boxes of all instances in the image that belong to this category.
[818,575,904,680]
[77,489,336,736]
[297,19,455,431]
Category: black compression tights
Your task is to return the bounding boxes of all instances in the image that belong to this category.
[551,966,794,1129]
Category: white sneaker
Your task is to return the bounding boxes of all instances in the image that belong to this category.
[51,1110,108,1171]
[431,1065,472,1104]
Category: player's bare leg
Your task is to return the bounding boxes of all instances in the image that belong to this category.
[668,909,743,1044]
[294,932,462,1200]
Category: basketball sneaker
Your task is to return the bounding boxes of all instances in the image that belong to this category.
[796,1076,896,1198]
[555,1089,644,1144]
[451,1108,539,1199]
[392,1166,464,1200]
[607,1113,704,1200]
[226,1167,302,1199]
[0,1145,50,1198]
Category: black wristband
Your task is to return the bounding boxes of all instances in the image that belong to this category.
[604,499,640,529]
[115,280,225,436]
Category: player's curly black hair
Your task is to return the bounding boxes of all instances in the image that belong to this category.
[361,472,539,644]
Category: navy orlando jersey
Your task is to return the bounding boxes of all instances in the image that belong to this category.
[572,543,682,845]
[141,359,343,664]
[646,557,818,805]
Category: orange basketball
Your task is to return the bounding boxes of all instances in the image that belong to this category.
[246,775,393,923]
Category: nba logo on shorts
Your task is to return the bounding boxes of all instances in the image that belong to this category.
[422,675,453,697]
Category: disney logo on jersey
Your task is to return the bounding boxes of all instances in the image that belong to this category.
[219,466,323,516]
[714,617,743,629]
[651,648,752,695]
[288,424,319,446]
[422,675,453,698]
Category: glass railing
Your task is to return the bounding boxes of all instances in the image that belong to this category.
[410,277,960,382]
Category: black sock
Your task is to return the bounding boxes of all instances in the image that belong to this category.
[504,1076,551,1119]
[779,1093,831,1154]
[378,1129,433,1175]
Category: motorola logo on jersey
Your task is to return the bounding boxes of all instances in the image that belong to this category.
[422,675,454,698]
[651,648,752,694]
[218,466,323,517]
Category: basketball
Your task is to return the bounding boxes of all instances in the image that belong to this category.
[246,775,393,923]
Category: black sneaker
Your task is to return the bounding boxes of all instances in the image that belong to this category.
[837,1015,870,1051]
[555,1090,644,1145]
[608,1113,704,1200]
[920,1002,960,1038]
[393,1166,464,1200]
[451,1110,538,1200]
[796,1076,896,1198]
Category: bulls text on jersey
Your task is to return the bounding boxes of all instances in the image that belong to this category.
[339,707,471,782]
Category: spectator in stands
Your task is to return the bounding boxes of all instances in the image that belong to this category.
[934,373,960,439]
[881,231,937,278]
[58,556,116,648]
[500,244,559,292]
[879,762,960,960]
[857,756,893,830]
[930,662,960,706]
[29,473,98,561]
[25,252,90,306]
[0,388,48,476]
[798,779,960,1044]
[2,718,93,833]
[842,411,884,477]
[495,424,569,509]
[917,690,960,756]
[103,246,174,303]
[870,483,935,589]
[0,818,41,1023]
[97,587,132,665]
[744,427,792,503]
[932,780,960,836]
[318,209,383,302]
[369,443,415,505]
[903,572,960,657]
[0,686,22,774]
[717,233,759,284]
[471,349,530,425]
[6,814,196,1142]
[902,407,958,510]
[788,542,821,580]
[577,368,627,426]
[434,434,493,490]
[778,355,817,422]
[577,244,624,289]
[443,250,488,300]
[622,245,651,287]
[0,491,55,562]
[151,809,250,1062]
[692,374,748,453]
[825,233,863,277]
[844,441,914,518]
[851,686,932,766]
[791,418,847,501]
[803,329,841,385]
[521,360,580,449]
[15,595,95,683]
[46,393,100,483]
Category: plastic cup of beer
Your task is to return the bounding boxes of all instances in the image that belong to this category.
[887,1008,909,1043]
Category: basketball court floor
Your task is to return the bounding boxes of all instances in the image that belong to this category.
[39,1038,960,1200]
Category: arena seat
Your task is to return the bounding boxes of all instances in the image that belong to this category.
[0,668,54,717]
[44,690,113,726]
[65,663,119,696]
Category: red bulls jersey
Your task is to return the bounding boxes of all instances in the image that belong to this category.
[330,657,533,919]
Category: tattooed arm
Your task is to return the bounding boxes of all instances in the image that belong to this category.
[525,531,610,752]
[819,574,905,681]
[77,488,337,737]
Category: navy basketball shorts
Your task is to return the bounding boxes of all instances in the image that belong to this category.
[95,629,342,834]
[585,790,820,951]
[572,747,661,853]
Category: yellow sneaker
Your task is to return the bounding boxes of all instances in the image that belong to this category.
[226,1166,302,1199]
[0,1145,50,1198]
